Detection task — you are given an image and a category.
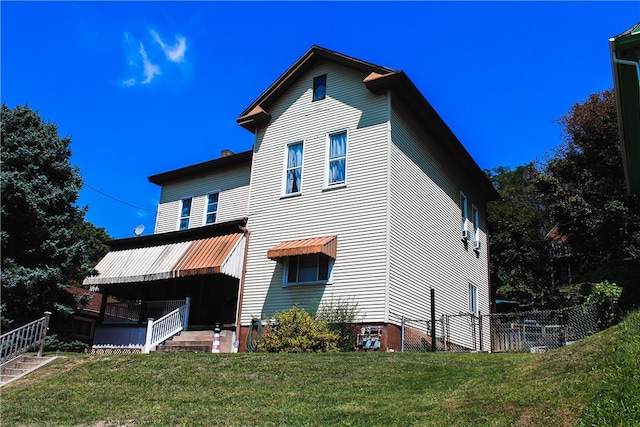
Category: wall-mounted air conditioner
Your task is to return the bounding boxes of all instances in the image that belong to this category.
[461,220,471,241]
[474,239,481,251]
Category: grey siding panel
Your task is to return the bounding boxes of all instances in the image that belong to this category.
[154,165,251,233]
[242,62,390,325]
[388,106,490,331]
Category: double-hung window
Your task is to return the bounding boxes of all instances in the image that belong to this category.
[468,283,478,316]
[284,141,304,195]
[286,254,330,286]
[179,197,192,230]
[460,192,468,228]
[327,131,347,187]
[205,192,219,224]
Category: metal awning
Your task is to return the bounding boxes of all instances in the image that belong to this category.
[267,235,337,260]
[83,233,246,286]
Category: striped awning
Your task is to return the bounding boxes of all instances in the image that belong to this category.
[267,235,337,260]
[83,233,246,286]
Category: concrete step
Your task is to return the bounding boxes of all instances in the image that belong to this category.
[0,355,58,387]
[154,330,235,353]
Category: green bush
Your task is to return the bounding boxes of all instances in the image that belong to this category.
[316,298,361,351]
[44,334,88,353]
[584,280,623,328]
[259,306,338,353]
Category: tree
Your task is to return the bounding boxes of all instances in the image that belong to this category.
[536,90,640,309]
[487,164,555,309]
[1,104,109,333]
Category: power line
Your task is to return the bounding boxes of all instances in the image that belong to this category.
[84,183,156,212]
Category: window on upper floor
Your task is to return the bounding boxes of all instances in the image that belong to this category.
[313,74,326,101]
[179,197,192,230]
[284,141,304,195]
[285,254,332,286]
[460,192,468,237]
[472,204,479,234]
[205,192,219,224]
[326,130,347,187]
[468,283,478,316]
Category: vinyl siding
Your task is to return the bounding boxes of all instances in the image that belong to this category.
[154,165,251,233]
[242,61,390,324]
[388,102,490,331]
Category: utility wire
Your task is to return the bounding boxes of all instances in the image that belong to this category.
[84,183,156,212]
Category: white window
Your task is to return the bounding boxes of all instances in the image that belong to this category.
[205,192,219,224]
[326,130,347,187]
[460,192,468,228]
[468,283,478,316]
[284,141,304,195]
[285,254,332,286]
[179,197,192,230]
[313,74,326,101]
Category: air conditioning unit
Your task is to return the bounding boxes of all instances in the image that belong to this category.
[474,239,481,251]
[461,219,471,241]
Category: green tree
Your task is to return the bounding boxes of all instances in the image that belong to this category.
[487,164,555,309]
[536,90,640,309]
[1,104,109,333]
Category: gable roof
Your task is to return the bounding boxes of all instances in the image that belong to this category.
[236,45,499,200]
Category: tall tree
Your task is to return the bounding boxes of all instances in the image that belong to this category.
[537,90,640,308]
[487,164,555,309]
[1,104,108,332]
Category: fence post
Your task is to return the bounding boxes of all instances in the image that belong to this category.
[479,311,483,352]
[400,316,405,353]
[144,318,154,354]
[430,288,436,352]
[445,315,450,352]
[558,307,565,347]
[37,311,52,357]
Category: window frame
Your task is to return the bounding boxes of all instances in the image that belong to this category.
[178,197,193,231]
[325,129,348,189]
[283,253,333,287]
[468,282,478,316]
[204,190,220,225]
[313,74,327,102]
[282,140,304,197]
[472,204,479,235]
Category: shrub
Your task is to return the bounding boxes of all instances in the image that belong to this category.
[259,306,338,353]
[584,280,623,328]
[316,298,361,351]
[44,334,89,353]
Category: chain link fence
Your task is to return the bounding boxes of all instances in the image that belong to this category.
[399,303,599,353]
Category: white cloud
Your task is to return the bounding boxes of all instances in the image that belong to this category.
[150,29,187,63]
[139,42,161,84]
[122,77,137,87]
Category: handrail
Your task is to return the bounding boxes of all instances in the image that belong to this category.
[0,312,51,364]
[143,297,190,353]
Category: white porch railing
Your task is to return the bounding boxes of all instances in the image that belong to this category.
[143,297,190,353]
[1,312,51,364]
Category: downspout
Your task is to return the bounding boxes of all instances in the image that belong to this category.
[235,223,251,350]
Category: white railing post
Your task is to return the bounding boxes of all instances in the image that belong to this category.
[144,318,154,354]
[37,311,52,357]
[182,297,191,330]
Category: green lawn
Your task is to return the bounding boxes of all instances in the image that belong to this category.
[2,312,639,427]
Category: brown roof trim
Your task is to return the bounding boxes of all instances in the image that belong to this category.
[267,235,337,260]
[108,218,248,251]
[148,150,253,186]
[236,45,395,132]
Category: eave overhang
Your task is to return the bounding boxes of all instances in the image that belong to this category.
[148,150,253,186]
[610,22,640,196]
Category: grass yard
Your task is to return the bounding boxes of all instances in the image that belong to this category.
[2,311,639,427]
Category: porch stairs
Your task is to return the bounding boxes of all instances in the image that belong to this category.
[154,330,234,353]
[0,355,58,387]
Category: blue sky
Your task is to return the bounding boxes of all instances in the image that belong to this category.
[2,1,638,239]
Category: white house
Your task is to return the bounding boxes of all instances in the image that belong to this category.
[83,46,498,352]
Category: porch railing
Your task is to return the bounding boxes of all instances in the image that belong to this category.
[104,299,188,324]
[1,312,51,364]
[143,297,190,353]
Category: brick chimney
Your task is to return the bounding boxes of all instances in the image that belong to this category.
[221,149,234,158]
